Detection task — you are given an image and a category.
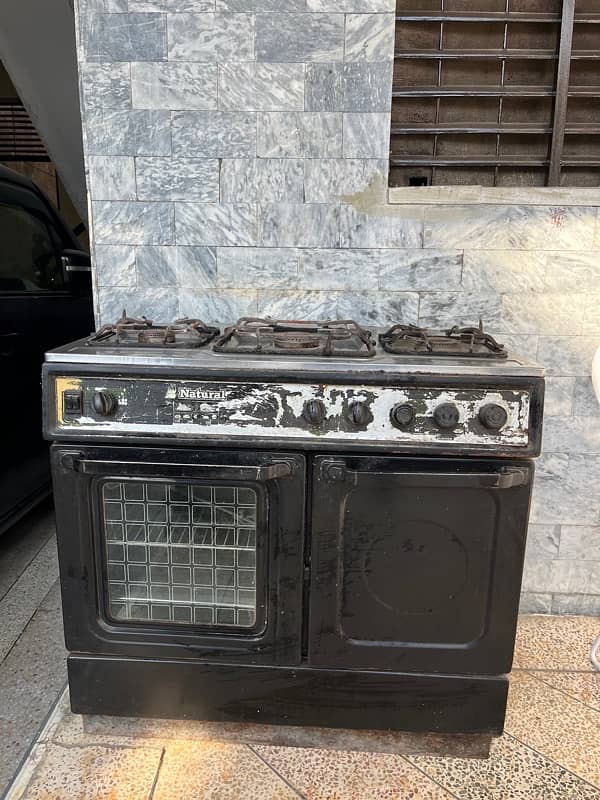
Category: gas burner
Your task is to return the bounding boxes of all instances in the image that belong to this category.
[379,321,507,359]
[213,318,377,358]
[87,311,219,349]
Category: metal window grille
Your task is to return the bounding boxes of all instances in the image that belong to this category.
[102,480,258,629]
[0,99,50,162]
[390,0,600,187]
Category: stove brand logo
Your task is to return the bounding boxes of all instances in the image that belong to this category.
[172,386,229,401]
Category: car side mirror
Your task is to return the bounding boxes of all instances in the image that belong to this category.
[62,248,91,274]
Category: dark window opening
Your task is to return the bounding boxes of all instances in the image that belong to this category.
[390,0,600,187]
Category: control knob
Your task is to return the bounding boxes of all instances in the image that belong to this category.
[346,401,373,427]
[92,390,119,417]
[479,403,508,431]
[433,403,460,430]
[303,398,327,427]
[390,403,415,429]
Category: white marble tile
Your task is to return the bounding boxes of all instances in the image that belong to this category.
[461,250,546,294]
[379,249,462,291]
[573,377,600,416]
[305,63,344,111]
[298,248,384,290]
[519,592,553,614]
[220,159,304,203]
[131,62,217,110]
[97,287,179,324]
[167,13,255,61]
[552,593,600,615]
[83,12,167,62]
[259,203,340,247]
[179,289,258,323]
[543,250,600,292]
[217,0,306,8]
[542,417,600,455]
[172,111,256,158]
[308,0,394,8]
[339,204,423,248]
[559,526,600,561]
[175,203,258,246]
[418,291,502,329]
[256,12,344,62]
[80,63,131,110]
[217,248,299,288]
[344,14,395,62]
[499,294,586,335]
[85,108,171,156]
[257,112,342,158]
[88,155,136,200]
[342,62,393,112]
[93,201,175,245]
[544,377,576,417]
[337,290,419,325]
[136,245,217,287]
[343,113,390,158]
[304,159,387,203]
[218,63,304,111]
[135,157,220,201]
[530,453,600,525]
[257,290,338,319]
[94,245,136,286]
[525,524,561,560]
[536,336,598,377]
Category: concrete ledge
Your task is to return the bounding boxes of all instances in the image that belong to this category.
[389,185,600,207]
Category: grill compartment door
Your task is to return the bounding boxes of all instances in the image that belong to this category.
[308,456,533,675]
[51,444,305,665]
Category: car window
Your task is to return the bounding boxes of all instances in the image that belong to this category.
[0,198,65,293]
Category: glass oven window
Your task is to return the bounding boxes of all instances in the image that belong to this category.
[101,480,258,629]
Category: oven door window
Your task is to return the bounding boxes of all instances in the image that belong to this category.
[102,479,259,629]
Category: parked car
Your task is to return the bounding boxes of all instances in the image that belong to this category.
[0,165,93,534]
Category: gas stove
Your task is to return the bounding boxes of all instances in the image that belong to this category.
[88,312,219,349]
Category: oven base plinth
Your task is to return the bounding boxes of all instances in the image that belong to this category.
[68,655,508,735]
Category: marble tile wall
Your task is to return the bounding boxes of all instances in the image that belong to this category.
[75,0,600,611]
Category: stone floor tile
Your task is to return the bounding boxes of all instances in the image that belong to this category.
[505,671,600,787]
[408,733,600,800]
[254,745,455,799]
[0,500,54,601]
[513,614,600,671]
[531,671,600,712]
[20,742,162,800]
[152,741,301,799]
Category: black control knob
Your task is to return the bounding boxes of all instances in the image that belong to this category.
[390,403,415,429]
[479,403,508,431]
[303,398,327,426]
[346,401,373,427]
[92,390,119,417]
[433,403,460,430]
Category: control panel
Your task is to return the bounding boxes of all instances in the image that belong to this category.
[50,376,532,450]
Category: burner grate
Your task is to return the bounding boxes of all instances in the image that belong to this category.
[213,318,377,358]
[87,311,219,349]
[379,321,507,359]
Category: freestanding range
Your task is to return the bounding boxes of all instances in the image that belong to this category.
[43,316,544,736]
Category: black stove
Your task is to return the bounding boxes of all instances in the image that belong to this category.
[88,312,219,349]
[379,321,507,359]
[214,317,377,358]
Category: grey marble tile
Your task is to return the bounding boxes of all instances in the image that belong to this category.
[83,13,167,62]
[343,113,390,158]
[530,453,600,525]
[542,416,600,455]
[167,13,255,62]
[85,108,171,156]
[218,63,304,111]
[342,62,393,112]
[257,290,338,319]
[500,293,586,336]
[552,593,600,615]
[544,250,600,292]
[461,250,546,294]
[260,203,340,247]
[344,13,395,62]
[298,248,384,291]
[525,524,561,560]
[129,0,215,9]
[339,204,423,248]
[257,112,342,157]
[418,291,502,329]
[492,333,539,362]
[308,0,394,8]
[80,63,131,110]
[338,290,419,326]
[87,155,136,200]
[93,201,175,245]
[220,159,304,203]
[379,249,462,291]
[217,0,306,7]
[135,157,219,201]
[519,592,553,614]
[136,245,217,287]
[82,0,128,10]
[256,13,344,62]
[544,377,575,417]
[559,525,600,561]
[548,560,600,595]
[424,205,596,251]
[217,248,299,288]
[521,558,554,594]
[94,245,137,286]
[172,111,256,158]
[305,63,344,111]
[178,289,258,323]
[98,287,179,324]
[175,203,257,246]
[304,159,387,203]
[573,377,600,416]
[131,62,217,110]
[537,336,598,377]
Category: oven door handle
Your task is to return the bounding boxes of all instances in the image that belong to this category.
[322,460,530,489]
[62,456,294,482]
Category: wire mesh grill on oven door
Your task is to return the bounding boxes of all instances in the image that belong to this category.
[101,480,258,628]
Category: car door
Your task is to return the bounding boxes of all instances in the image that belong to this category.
[0,177,94,528]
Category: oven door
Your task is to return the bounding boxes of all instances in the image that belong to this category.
[51,444,305,665]
[309,455,532,675]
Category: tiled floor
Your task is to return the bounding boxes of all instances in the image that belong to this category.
[4,615,600,800]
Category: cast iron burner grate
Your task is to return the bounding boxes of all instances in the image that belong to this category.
[213,318,377,358]
[379,321,507,359]
[87,311,220,348]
